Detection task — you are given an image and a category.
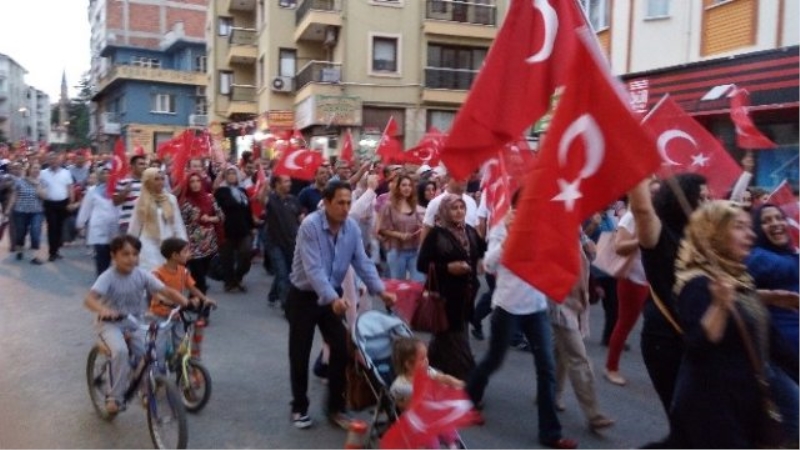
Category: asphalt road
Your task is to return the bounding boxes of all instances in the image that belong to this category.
[0,239,667,448]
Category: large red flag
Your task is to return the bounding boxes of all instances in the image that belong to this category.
[170,130,194,185]
[767,180,799,249]
[503,29,662,302]
[273,148,323,181]
[405,127,445,166]
[375,116,405,163]
[440,0,590,180]
[501,137,538,184]
[480,157,514,229]
[107,138,129,197]
[729,88,777,150]
[643,95,743,199]
[340,129,354,164]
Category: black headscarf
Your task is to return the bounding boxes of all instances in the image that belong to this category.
[751,203,795,255]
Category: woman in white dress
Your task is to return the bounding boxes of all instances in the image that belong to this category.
[128,167,187,272]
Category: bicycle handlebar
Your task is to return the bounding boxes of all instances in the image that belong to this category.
[101,306,182,330]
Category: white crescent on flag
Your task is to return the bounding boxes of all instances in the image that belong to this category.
[525,0,558,64]
[656,129,694,166]
[284,150,305,170]
[552,114,604,211]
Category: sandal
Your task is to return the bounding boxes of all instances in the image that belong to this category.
[542,437,578,449]
[604,370,627,386]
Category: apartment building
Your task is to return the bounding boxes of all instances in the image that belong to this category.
[24,87,52,145]
[207,0,508,159]
[584,0,798,189]
[0,53,30,144]
[88,0,209,154]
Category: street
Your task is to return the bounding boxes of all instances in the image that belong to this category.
[0,240,667,449]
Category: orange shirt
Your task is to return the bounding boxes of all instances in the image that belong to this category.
[150,264,196,317]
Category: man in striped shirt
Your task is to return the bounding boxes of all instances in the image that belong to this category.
[112,155,148,234]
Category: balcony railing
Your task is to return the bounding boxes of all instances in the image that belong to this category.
[229,84,257,102]
[229,27,257,46]
[296,0,339,25]
[424,66,478,90]
[425,0,496,26]
[295,61,342,91]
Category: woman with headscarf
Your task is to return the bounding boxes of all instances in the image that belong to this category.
[180,170,224,295]
[417,194,486,380]
[670,200,798,448]
[213,166,254,292]
[128,167,187,272]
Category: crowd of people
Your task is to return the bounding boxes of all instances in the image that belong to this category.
[0,145,798,448]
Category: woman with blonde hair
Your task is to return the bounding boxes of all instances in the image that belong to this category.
[128,167,187,271]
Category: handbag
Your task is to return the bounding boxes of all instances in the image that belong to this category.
[592,231,636,279]
[410,264,449,334]
[345,336,377,411]
[729,305,788,448]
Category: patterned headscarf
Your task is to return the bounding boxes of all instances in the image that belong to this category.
[134,167,175,239]
[437,194,470,254]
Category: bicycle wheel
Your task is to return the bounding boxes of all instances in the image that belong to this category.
[178,359,212,413]
[146,374,188,449]
[86,346,116,421]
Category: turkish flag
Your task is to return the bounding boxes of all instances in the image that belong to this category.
[376,116,405,163]
[340,129,355,163]
[643,95,743,199]
[503,29,662,302]
[274,148,323,181]
[730,88,777,150]
[107,138,129,197]
[170,130,194,185]
[405,127,445,166]
[480,157,514,229]
[501,137,538,184]
[440,0,590,180]
[768,180,800,248]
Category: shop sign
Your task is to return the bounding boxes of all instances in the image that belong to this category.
[295,95,362,129]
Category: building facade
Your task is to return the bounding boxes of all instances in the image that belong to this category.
[88,0,209,154]
[0,53,30,144]
[207,0,509,159]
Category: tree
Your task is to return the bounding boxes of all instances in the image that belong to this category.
[50,72,93,149]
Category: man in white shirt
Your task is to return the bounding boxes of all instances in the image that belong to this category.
[39,152,75,261]
[420,172,478,244]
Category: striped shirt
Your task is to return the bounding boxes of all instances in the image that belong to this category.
[13,178,44,213]
[115,178,142,228]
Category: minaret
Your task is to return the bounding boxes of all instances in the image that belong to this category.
[59,70,68,130]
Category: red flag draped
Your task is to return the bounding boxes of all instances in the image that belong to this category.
[730,88,777,150]
[767,180,800,248]
[405,127,445,166]
[376,116,405,163]
[480,157,514,229]
[340,129,355,164]
[503,29,663,302]
[643,95,743,199]
[273,148,323,181]
[107,138,129,197]
[440,0,590,180]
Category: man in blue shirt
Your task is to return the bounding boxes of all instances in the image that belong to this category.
[287,180,395,430]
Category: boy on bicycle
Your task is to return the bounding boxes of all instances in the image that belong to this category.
[84,235,195,414]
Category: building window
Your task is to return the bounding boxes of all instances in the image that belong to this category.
[279,49,297,77]
[195,96,208,115]
[257,55,265,89]
[645,0,670,18]
[580,0,610,30]
[131,56,161,68]
[371,36,399,73]
[431,0,447,13]
[427,110,456,131]
[195,56,207,73]
[151,94,176,114]
[219,71,233,95]
[218,17,232,36]
[426,44,487,89]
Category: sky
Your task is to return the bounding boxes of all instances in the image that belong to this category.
[0,0,92,101]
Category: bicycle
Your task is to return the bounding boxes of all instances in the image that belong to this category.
[166,305,214,413]
[86,306,188,449]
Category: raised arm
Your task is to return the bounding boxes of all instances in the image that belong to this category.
[628,179,662,249]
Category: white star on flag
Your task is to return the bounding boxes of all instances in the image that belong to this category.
[691,153,710,167]
[551,178,583,211]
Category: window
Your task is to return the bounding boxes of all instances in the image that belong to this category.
[278,0,296,7]
[279,49,297,77]
[218,17,232,36]
[195,96,208,115]
[426,44,487,89]
[427,110,456,131]
[151,94,176,114]
[195,55,207,73]
[372,36,399,73]
[219,71,233,95]
[431,0,447,13]
[646,0,670,18]
[580,0,610,30]
[131,56,161,68]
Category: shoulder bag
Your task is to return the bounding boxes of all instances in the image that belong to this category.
[592,231,636,279]
[410,263,449,334]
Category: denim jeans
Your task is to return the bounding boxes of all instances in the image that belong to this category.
[12,211,44,250]
[467,308,563,444]
[94,244,111,276]
[266,243,292,307]
[387,248,424,282]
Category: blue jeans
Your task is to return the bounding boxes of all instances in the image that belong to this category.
[12,211,43,250]
[467,308,562,444]
[769,364,799,440]
[387,248,424,282]
[266,243,292,307]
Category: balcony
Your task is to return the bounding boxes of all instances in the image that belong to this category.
[422,66,476,104]
[189,114,209,127]
[423,0,498,40]
[295,61,342,91]
[294,0,342,43]
[101,112,121,135]
[226,0,256,12]
[227,28,258,65]
[95,65,206,97]
[226,84,258,117]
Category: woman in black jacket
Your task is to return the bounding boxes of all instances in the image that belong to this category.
[214,166,255,292]
[417,194,486,380]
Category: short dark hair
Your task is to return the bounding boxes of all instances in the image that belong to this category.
[270,174,288,189]
[130,155,146,166]
[110,235,141,254]
[160,237,189,259]
[322,180,352,201]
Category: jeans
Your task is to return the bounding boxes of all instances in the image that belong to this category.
[266,243,293,307]
[94,244,111,276]
[386,248,424,282]
[467,308,563,444]
[43,199,69,257]
[12,211,43,250]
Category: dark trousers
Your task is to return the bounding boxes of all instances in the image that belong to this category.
[286,286,347,415]
[220,235,252,287]
[12,211,43,250]
[187,255,213,294]
[471,273,496,331]
[641,332,683,415]
[94,244,111,276]
[266,243,293,307]
[43,199,68,257]
[597,275,618,344]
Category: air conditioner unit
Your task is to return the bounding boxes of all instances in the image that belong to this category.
[189,114,208,127]
[323,26,338,47]
[271,76,294,93]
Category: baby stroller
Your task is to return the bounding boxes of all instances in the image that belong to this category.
[351,310,467,449]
